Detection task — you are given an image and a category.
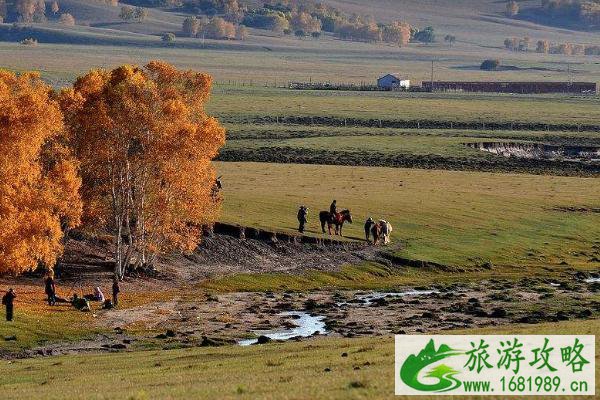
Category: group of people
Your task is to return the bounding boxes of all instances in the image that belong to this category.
[2,274,122,322]
[45,273,121,312]
[297,200,392,244]
[296,199,339,233]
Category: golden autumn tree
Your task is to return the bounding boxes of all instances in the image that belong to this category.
[60,61,225,279]
[0,70,82,275]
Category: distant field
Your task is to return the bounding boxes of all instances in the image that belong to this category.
[0,319,597,400]
[209,87,600,125]
[224,126,600,156]
[217,162,600,271]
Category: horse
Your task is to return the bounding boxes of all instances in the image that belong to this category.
[319,209,353,236]
[371,220,393,245]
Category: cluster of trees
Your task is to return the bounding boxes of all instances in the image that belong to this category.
[182,15,247,39]
[178,0,436,45]
[503,36,533,52]
[0,0,79,25]
[511,0,600,27]
[119,6,148,22]
[504,35,598,55]
[0,62,225,277]
[536,40,588,54]
[3,0,47,22]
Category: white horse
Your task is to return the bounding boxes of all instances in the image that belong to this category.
[371,220,393,245]
[380,220,393,244]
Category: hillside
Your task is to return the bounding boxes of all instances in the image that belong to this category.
[323,0,600,44]
[2,0,600,87]
[57,0,183,33]
[2,0,600,48]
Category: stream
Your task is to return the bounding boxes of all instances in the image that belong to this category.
[238,289,439,345]
[238,311,326,346]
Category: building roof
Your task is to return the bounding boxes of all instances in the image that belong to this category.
[378,73,402,81]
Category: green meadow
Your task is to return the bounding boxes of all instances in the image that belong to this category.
[0,319,597,400]
[217,162,600,271]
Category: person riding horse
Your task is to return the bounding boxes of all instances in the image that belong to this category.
[319,208,352,236]
[329,200,337,216]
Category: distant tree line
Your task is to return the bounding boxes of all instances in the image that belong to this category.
[0,0,116,23]
[506,0,600,28]
[182,15,248,39]
[504,35,598,55]
[175,0,438,45]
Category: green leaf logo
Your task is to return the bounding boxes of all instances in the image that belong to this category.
[400,339,464,392]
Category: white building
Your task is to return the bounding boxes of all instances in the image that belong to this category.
[377,74,410,90]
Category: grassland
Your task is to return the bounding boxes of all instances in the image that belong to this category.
[209,87,600,125]
[0,319,597,400]
[224,125,600,159]
[216,162,600,270]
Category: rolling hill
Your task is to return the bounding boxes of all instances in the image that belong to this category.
[2,0,600,86]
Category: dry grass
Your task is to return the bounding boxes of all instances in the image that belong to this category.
[0,319,597,400]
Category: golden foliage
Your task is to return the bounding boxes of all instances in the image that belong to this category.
[0,70,82,274]
[60,61,225,277]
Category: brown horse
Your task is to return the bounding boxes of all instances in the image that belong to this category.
[319,210,353,236]
[370,222,382,245]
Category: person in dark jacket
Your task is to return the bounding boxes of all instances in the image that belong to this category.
[297,206,308,233]
[364,217,374,242]
[112,278,120,307]
[329,200,337,216]
[2,289,16,321]
[44,273,56,306]
[71,294,90,312]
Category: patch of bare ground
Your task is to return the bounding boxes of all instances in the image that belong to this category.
[551,206,600,213]
[28,228,381,292]
[29,277,596,358]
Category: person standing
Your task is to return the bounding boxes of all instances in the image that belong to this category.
[45,272,56,306]
[112,278,120,307]
[364,217,374,242]
[2,288,16,321]
[297,206,308,233]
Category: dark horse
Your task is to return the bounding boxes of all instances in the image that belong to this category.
[319,209,353,236]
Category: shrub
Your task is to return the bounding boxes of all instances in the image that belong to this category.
[161,32,175,42]
[506,1,519,17]
[58,13,75,25]
[413,26,435,43]
[480,59,500,70]
[20,37,38,45]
